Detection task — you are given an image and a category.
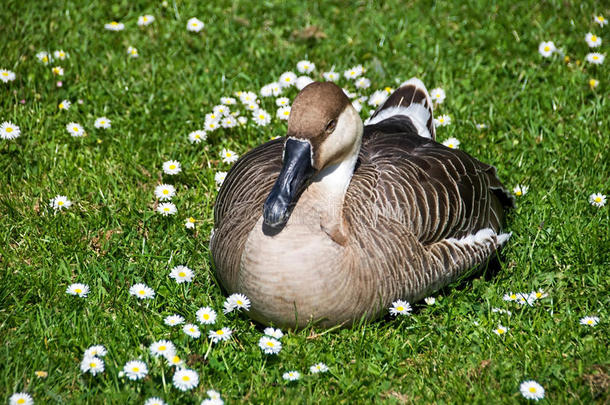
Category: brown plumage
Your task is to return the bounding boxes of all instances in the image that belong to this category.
[211,79,513,329]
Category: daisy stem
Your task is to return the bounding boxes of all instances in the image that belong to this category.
[203,341,213,360]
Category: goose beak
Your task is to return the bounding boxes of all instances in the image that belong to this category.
[263,138,314,229]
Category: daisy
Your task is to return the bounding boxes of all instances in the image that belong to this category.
[154,184,176,200]
[185,217,196,229]
[208,327,232,343]
[36,51,52,64]
[258,336,282,354]
[475,123,488,130]
[589,193,606,207]
[223,293,251,313]
[538,41,556,58]
[221,116,238,128]
[137,15,155,26]
[129,283,155,299]
[237,116,247,126]
[221,148,239,164]
[276,106,291,120]
[213,105,230,116]
[368,90,388,107]
[310,363,329,373]
[279,71,297,87]
[58,99,71,110]
[52,50,67,61]
[269,82,283,96]
[162,160,181,175]
[430,88,446,104]
[51,195,72,211]
[52,66,64,76]
[530,289,548,300]
[264,327,284,339]
[520,380,545,401]
[251,109,272,127]
[164,314,185,326]
[515,292,535,306]
[424,297,436,305]
[173,368,199,391]
[585,33,602,48]
[104,21,125,31]
[513,185,529,196]
[123,360,148,380]
[169,265,194,283]
[493,325,508,335]
[215,171,227,186]
[165,354,184,368]
[260,83,275,97]
[442,137,460,149]
[157,202,177,216]
[94,117,111,129]
[389,300,412,316]
[322,70,339,81]
[344,65,364,80]
[0,69,16,83]
[84,345,107,357]
[0,121,21,140]
[296,76,314,90]
[196,306,217,325]
[238,91,257,104]
[503,292,518,301]
[66,283,89,297]
[127,46,139,58]
[186,17,204,32]
[204,390,223,404]
[275,97,290,107]
[492,308,512,315]
[66,122,85,137]
[586,53,605,65]
[283,371,300,381]
[589,79,599,89]
[244,103,259,113]
[80,356,105,375]
[296,60,315,73]
[204,119,220,132]
[355,77,371,89]
[220,96,236,105]
[580,316,599,326]
[434,115,451,127]
[594,15,607,27]
[150,340,176,358]
[34,371,47,378]
[183,323,201,338]
[9,393,33,405]
[144,398,166,405]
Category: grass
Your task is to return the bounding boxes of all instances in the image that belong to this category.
[1,0,608,403]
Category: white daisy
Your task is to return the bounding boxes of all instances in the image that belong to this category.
[368,90,388,107]
[215,171,227,186]
[221,148,239,164]
[0,121,21,140]
[84,345,107,357]
[580,316,599,326]
[310,363,329,374]
[344,65,364,80]
[238,91,258,104]
[424,297,436,305]
[589,78,599,89]
[173,368,199,391]
[296,60,315,73]
[430,88,446,104]
[36,51,52,65]
[208,327,232,343]
[258,336,282,354]
[50,195,72,211]
[154,184,176,200]
[127,46,139,58]
[538,41,556,58]
[204,119,220,132]
[66,122,85,137]
[150,340,176,358]
[221,116,238,128]
[296,76,313,91]
[80,356,105,375]
[237,116,247,126]
[157,202,177,216]
[205,390,223,403]
[322,70,339,81]
[165,354,184,368]
[162,160,182,175]
[0,69,16,83]
[389,300,412,316]
[515,292,535,306]
[260,83,274,97]
[503,292,518,301]
[94,117,111,129]
[9,393,33,405]
[354,77,371,89]
[585,33,602,48]
[220,96,236,105]
[519,380,545,401]
[164,314,185,326]
[475,123,488,130]
[513,185,529,196]
[58,99,71,110]
[183,323,201,338]
[589,193,606,207]
[263,327,284,339]
[530,289,548,300]
[493,325,508,335]
[212,105,229,116]
[442,137,460,149]
[251,109,271,126]
[223,293,251,313]
[52,66,64,76]
[586,53,605,65]
[196,306,217,325]
[123,360,148,380]
[137,15,155,26]
[276,106,291,121]
[143,398,166,405]
[244,102,259,113]
[185,217,196,229]
[169,265,194,283]
[275,97,290,107]
[434,115,451,127]
[129,283,155,299]
[104,21,125,31]
[66,283,89,297]
[279,71,297,88]
[282,371,300,381]
[269,82,283,96]
[594,15,607,27]
[186,17,204,32]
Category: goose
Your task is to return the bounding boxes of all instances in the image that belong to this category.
[211,78,514,329]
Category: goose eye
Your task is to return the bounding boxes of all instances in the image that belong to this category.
[325,119,337,133]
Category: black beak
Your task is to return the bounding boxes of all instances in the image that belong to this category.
[263,138,314,230]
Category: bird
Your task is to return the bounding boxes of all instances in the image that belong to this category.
[210,78,514,329]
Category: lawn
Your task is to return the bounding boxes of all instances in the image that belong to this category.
[1,0,608,403]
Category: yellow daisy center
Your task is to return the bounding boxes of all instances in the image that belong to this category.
[163,207,170,212]
[74,288,81,293]
[396,306,404,311]
[182,375,190,381]
[59,103,64,108]
[111,22,118,26]
[266,341,274,347]
[283,111,289,115]
[159,345,166,351]
[516,191,522,196]
[448,143,454,148]
[58,201,64,205]
[529,387,537,393]
[143,17,148,21]
[139,290,145,295]
[217,330,224,335]
[162,189,169,194]
[188,218,195,223]
[226,152,232,157]
[43,56,48,62]
[171,356,180,363]
[132,367,139,372]
[169,165,176,169]
[593,55,599,60]
[17,399,25,404]
[497,328,505,334]
[385,87,392,92]
[587,319,593,324]
[178,272,185,277]
[203,314,209,319]
[594,196,601,203]
[90,362,97,368]
[589,79,598,87]
[236,300,243,305]
[285,77,291,82]
[544,46,550,52]
[73,127,79,132]
[2,72,8,76]
[536,292,542,298]
[591,35,597,42]
[6,127,13,132]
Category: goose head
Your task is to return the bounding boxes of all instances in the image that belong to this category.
[263,82,363,230]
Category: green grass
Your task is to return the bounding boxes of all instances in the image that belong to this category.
[1,0,608,403]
